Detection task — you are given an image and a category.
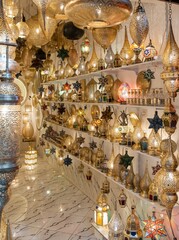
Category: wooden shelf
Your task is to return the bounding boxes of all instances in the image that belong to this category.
[44,119,161,162]
[41,59,162,85]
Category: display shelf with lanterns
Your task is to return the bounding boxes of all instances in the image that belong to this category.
[41,137,165,208]
[43,99,165,111]
[41,59,162,85]
[43,118,161,162]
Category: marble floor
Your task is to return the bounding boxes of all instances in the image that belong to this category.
[4,158,97,240]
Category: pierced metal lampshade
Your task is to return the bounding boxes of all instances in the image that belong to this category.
[65,0,133,29]
[47,0,68,21]
[129,0,149,47]
[32,0,49,29]
[0,0,21,233]
[16,21,30,39]
[161,12,179,100]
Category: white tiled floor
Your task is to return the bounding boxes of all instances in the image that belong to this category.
[4,159,97,240]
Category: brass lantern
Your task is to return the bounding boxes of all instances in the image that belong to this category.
[0,0,21,234]
[160,3,179,100]
[94,189,111,226]
[65,0,133,29]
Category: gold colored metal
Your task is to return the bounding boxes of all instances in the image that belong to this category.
[120,26,134,65]
[124,206,143,239]
[92,27,117,50]
[136,71,151,92]
[140,162,151,198]
[133,174,141,193]
[126,163,134,190]
[88,42,98,72]
[65,0,133,29]
[129,0,149,47]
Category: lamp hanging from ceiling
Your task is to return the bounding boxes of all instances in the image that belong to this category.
[16,11,30,39]
[161,2,179,100]
[129,0,149,47]
[65,0,133,29]
[0,0,22,238]
[47,0,68,21]
[32,0,49,29]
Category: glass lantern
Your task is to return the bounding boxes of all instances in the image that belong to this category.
[94,189,111,226]
[140,132,148,152]
[107,144,115,176]
[105,45,115,68]
[77,56,86,75]
[108,203,124,240]
[118,189,127,208]
[88,42,98,72]
[148,129,161,156]
[132,124,144,150]
[86,78,98,102]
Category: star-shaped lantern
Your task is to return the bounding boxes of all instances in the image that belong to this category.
[43,121,47,129]
[73,81,81,92]
[143,210,167,240]
[152,162,161,175]
[101,106,113,121]
[39,138,45,146]
[50,147,56,154]
[77,136,85,145]
[41,104,48,111]
[57,46,69,61]
[52,104,57,111]
[98,75,108,89]
[59,130,66,137]
[148,111,163,133]
[89,140,97,150]
[38,86,44,93]
[58,104,66,115]
[62,82,71,92]
[64,155,72,166]
[143,69,155,80]
[120,150,134,169]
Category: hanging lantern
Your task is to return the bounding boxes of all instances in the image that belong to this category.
[68,42,79,69]
[88,42,98,72]
[81,36,91,59]
[4,0,18,18]
[120,26,134,65]
[16,17,30,39]
[47,0,68,21]
[32,0,49,30]
[63,21,84,40]
[161,3,179,100]
[143,39,158,62]
[140,162,151,198]
[143,209,167,239]
[108,203,124,240]
[65,0,132,29]
[94,189,111,226]
[93,27,117,50]
[124,206,143,239]
[129,0,149,47]
[118,189,127,208]
[105,45,115,68]
[162,98,178,135]
[86,79,98,102]
[148,129,161,156]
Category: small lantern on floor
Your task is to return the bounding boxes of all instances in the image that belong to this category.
[102,177,110,194]
[94,189,111,226]
[124,205,143,239]
[45,144,51,157]
[108,202,124,240]
[118,189,127,208]
[25,146,37,165]
[86,168,92,180]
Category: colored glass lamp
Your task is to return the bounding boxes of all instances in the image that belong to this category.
[94,189,111,227]
[143,209,167,240]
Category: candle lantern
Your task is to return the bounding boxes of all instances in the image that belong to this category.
[148,129,161,156]
[132,123,144,150]
[102,177,110,194]
[86,78,98,102]
[108,202,124,240]
[94,189,111,226]
[140,132,148,153]
[124,206,143,240]
[118,189,127,208]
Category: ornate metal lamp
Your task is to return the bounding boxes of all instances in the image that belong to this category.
[0,0,21,238]
[160,2,179,100]
[65,0,133,29]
